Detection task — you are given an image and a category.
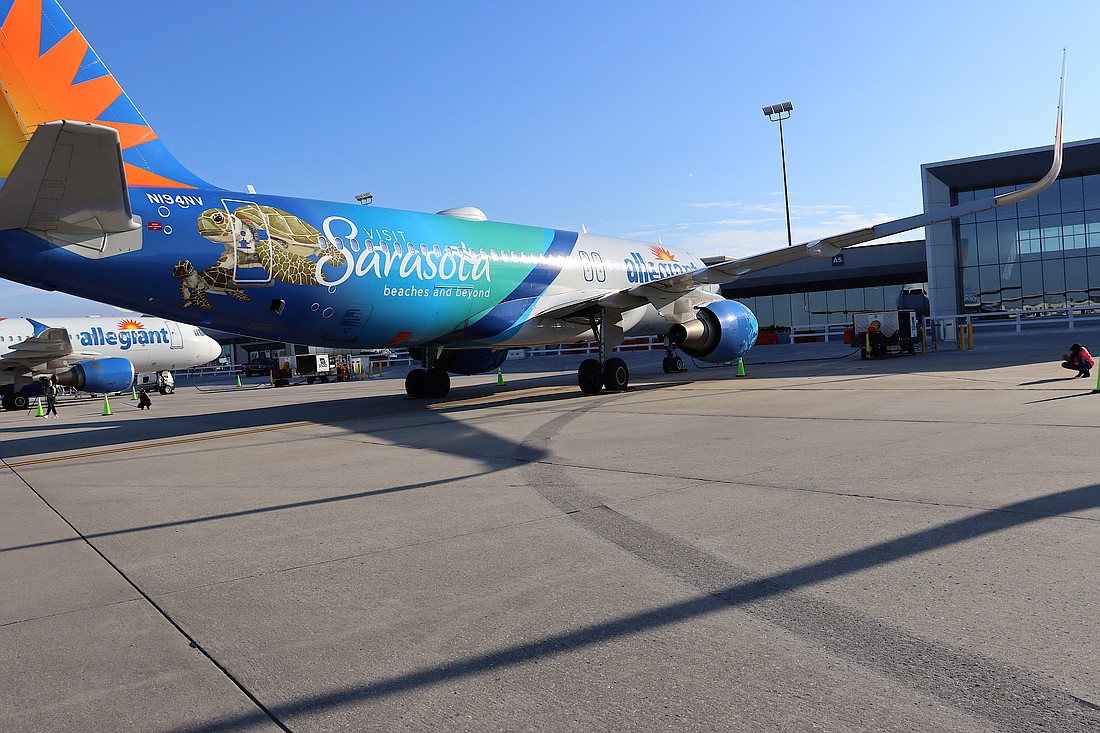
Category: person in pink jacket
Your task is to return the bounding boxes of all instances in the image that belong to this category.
[1061,343,1094,378]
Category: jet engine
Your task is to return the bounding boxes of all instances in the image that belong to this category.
[53,357,135,393]
[407,347,509,376]
[668,300,759,364]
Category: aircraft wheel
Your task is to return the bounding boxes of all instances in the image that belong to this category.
[673,355,684,372]
[603,357,629,391]
[307,376,316,385]
[1,393,14,411]
[12,392,29,410]
[405,368,428,398]
[426,368,450,398]
[860,349,868,360]
[578,359,603,395]
[662,356,672,374]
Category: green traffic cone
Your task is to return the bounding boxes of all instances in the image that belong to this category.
[736,357,746,377]
[102,395,112,416]
[131,386,138,400]
[236,374,242,387]
[497,368,505,386]
[35,396,44,417]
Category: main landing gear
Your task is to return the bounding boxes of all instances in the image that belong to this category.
[576,309,630,395]
[661,337,684,373]
[404,347,450,399]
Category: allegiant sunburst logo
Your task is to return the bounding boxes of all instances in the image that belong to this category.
[649,245,678,262]
[118,318,144,330]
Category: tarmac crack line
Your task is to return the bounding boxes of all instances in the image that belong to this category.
[0,457,296,733]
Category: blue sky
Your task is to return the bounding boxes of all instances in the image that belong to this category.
[5,0,1098,316]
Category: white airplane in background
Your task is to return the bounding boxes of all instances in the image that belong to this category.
[0,314,221,410]
[0,2,1068,400]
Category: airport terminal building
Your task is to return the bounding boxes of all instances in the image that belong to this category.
[723,136,1100,330]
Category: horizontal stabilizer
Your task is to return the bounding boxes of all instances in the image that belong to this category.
[0,120,137,235]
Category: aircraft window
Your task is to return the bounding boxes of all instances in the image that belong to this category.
[407,243,416,254]
[349,237,360,252]
[489,250,499,261]
[391,242,401,255]
[433,245,441,255]
[421,244,429,255]
[331,236,343,247]
[479,248,487,259]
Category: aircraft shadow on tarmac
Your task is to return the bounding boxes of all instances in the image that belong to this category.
[130,481,1100,733]
[0,369,691,460]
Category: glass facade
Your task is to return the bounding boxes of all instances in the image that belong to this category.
[737,286,910,330]
[955,173,1100,312]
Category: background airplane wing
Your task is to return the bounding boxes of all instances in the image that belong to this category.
[0,326,77,372]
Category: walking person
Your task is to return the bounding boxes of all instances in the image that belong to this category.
[1060,343,1094,378]
[44,377,58,417]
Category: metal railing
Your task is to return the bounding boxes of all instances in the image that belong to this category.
[925,306,1100,336]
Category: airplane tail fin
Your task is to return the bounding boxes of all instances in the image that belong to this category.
[0,0,211,189]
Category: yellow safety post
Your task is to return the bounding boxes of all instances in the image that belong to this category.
[101,395,112,416]
[957,325,966,349]
[736,357,746,377]
[377,360,383,378]
[921,327,927,353]
[34,396,44,417]
[967,321,974,350]
[864,332,871,358]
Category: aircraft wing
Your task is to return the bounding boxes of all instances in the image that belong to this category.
[0,327,78,372]
[540,55,1066,321]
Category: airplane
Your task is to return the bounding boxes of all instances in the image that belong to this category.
[0,314,222,410]
[0,1,1066,400]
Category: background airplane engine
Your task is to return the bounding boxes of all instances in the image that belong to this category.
[668,300,759,364]
[436,348,509,376]
[53,358,135,394]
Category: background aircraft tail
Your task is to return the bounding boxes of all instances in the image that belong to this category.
[0,0,211,188]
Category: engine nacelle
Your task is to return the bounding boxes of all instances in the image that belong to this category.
[408,347,509,376]
[668,300,759,364]
[53,358,135,393]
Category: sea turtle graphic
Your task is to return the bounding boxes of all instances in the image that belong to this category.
[196,204,346,286]
[173,259,252,310]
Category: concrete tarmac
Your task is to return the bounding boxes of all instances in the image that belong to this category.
[2,328,1099,732]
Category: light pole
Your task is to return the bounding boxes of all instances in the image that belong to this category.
[762,101,794,246]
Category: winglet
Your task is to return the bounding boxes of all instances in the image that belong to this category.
[801,52,1067,257]
[994,50,1065,207]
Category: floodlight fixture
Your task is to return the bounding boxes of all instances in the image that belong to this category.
[762,101,795,246]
